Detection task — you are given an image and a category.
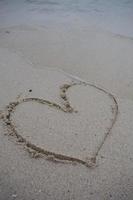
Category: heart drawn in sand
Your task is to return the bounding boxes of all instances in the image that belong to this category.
[1,82,118,168]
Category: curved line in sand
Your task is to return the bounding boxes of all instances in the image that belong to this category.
[0,81,118,168]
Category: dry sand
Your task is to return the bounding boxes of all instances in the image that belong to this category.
[0,24,133,200]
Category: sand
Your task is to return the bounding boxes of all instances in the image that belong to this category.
[0,21,133,200]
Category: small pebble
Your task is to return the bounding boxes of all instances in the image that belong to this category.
[12,194,17,198]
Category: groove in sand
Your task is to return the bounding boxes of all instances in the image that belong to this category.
[0,81,118,168]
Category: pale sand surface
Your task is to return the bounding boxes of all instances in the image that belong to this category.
[0,23,133,100]
[0,24,133,200]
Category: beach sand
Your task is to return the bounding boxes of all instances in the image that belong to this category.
[0,7,133,200]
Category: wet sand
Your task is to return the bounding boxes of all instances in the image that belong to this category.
[0,23,133,100]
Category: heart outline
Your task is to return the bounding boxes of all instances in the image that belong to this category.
[1,81,118,168]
